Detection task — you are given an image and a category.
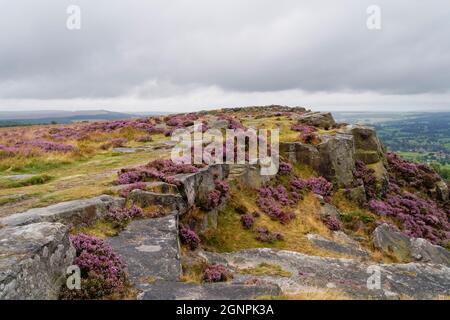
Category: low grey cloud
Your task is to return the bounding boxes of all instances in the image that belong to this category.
[0,0,449,111]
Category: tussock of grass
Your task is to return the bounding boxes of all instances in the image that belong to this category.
[0,174,52,188]
[238,263,292,278]
[71,219,122,239]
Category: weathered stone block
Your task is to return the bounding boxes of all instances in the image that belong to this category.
[0,222,75,300]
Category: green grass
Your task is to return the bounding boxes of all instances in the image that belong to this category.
[0,174,52,188]
[238,263,292,277]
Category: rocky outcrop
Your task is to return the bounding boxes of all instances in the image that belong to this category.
[203,248,450,300]
[295,112,336,129]
[108,214,181,286]
[128,190,187,215]
[281,133,356,187]
[173,164,230,209]
[0,195,125,228]
[373,224,450,265]
[0,222,75,300]
[138,281,281,300]
[228,164,274,188]
[434,180,449,203]
[343,125,385,165]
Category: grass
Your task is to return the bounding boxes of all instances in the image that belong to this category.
[71,219,123,239]
[238,263,292,278]
[202,182,351,258]
[0,174,52,188]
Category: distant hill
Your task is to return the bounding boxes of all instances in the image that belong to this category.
[0,109,167,127]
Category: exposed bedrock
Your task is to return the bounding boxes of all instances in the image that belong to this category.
[0,195,125,228]
[202,248,450,300]
[281,133,356,187]
[0,222,75,300]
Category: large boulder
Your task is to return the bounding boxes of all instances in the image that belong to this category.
[316,134,356,187]
[306,233,369,258]
[0,222,75,300]
[280,133,356,188]
[434,180,449,203]
[0,195,125,228]
[373,224,450,265]
[128,190,187,215]
[343,125,385,165]
[173,164,230,209]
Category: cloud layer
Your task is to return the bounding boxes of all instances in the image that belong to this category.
[0,0,449,111]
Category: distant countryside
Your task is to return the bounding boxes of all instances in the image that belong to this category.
[335,112,450,182]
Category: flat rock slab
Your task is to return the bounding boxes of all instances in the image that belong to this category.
[203,248,450,300]
[108,214,181,285]
[138,281,281,300]
[0,222,75,300]
[307,233,369,258]
[0,195,124,227]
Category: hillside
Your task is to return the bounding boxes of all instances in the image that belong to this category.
[0,106,449,300]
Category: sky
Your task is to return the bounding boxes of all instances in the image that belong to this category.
[0,0,449,113]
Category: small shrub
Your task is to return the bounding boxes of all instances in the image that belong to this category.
[180,225,201,250]
[203,264,232,283]
[241,214,255,229]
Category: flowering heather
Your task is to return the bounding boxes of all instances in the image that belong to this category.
[255,227,284,243]
[117,159,200,185]
[241,213,255,229]
[307,177,333,201]
[369,192,449,245]
[279,161,293,175]
[291,124,320,144]
[48,127,84,140]
[204,179,230,210]
[387,152,441,191]
[82,118,163,134]
[17,140,76,152]
[203,264,232,283]
[179,225,201,250]
[62,234,127,299]
[257,186,296,224]
[0,144,18,157]
[353,160,377,199]
[105,205,143,223]
[322,215,342,231]
[119,182,148,198]
[165,113,199,127]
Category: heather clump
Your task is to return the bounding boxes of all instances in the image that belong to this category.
[203,264,232,283]
[119,182,148,198]
[256,186,296,224]
[60,234,127,300]
[255,227,284,243]
[322,215,342,231]
[289,176,333,202]
[16,140,76,152]
[105,206,143,224]
[240,213,255,229]
[204,179,230,210]
[117,159,200,185]
[353,160,377,199]
[165,113,199,127]
[180,225,201,250]
[291,124,320,144]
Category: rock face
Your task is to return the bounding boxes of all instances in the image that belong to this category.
[174,164,230,209]
[281,134,356,187]
[138,281,281,300]
[434,180,449,203]
[0,195,124,228]
[373,224,450,265]
[0,222,75,300]
[128,190,187,215]
[344,125,385,165]
[228,164,274,189]
[108,214,182,286]
[203,248,450,300]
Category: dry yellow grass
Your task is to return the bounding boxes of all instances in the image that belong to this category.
[259,289,352,300]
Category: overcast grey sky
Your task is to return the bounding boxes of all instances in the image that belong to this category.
[0,0,449,112]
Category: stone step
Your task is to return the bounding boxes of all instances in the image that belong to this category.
[138,281,281,300]
[107,214,181,286]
